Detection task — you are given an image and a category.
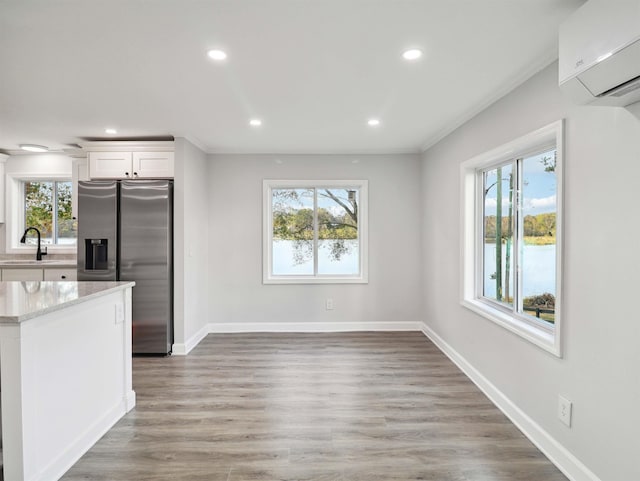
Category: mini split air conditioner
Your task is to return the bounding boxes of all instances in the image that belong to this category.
[559,0,640,107]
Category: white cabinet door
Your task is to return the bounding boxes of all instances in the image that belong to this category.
[88,151,174,179]
[89,152,133,179]
[2,269,44,281]
[43,268,77,281]
[132,151,174,178]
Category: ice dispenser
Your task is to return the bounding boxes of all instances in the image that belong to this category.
[85,239,108,270]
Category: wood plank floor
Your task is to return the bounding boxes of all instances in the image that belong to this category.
[61,332,568,481]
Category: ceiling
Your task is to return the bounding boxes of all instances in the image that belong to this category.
[0,0,585,155]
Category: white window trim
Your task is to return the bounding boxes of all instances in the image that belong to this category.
[6,172,77,255]
[263,179,368,284]
[460,120,564,357]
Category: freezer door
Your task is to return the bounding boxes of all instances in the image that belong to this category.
[120,180,173,354]
[77,181,118,281]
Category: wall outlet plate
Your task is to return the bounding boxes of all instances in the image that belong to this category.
[115,303,125,324]
[326,298,334,310]
[558,395,572,427]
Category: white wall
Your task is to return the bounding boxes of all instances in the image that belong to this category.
[421,62,640,481]
[4,153,72,176]
[172,138,210,353]
[207,153,423,329]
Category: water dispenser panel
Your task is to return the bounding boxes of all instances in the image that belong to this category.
[85,239,108,270]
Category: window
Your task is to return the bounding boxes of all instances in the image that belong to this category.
[461,121,563,356]
[263,180,368,284]
[6,174,77,253]
[23,180,75,245]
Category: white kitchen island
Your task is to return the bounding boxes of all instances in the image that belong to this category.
[0,281,136,481]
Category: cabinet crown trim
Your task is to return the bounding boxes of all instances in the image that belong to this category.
[80,141,175,152]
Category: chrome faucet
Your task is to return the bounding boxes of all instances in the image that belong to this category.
[20,227,48,261]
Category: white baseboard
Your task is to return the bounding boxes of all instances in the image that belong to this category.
[420,322,601,481]
[208,321,421,333]
[125,390,136,412]
[172,323,210,356]
[40,399,127,481]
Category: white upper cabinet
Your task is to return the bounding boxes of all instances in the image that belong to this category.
[82,141,174,180]
[89,151,132,179]
[133,151,174,178]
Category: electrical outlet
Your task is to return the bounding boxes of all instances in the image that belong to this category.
[326,298,334,310]
[558,395,572,427]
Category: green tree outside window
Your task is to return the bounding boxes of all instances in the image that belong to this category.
[24,181,76,245]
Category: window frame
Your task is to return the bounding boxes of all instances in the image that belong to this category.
[460,121,564,357]
[6,173,77,255]
[263,179,368,284]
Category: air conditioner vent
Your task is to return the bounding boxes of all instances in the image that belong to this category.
[559,0,640,107]
[604,75,640,98]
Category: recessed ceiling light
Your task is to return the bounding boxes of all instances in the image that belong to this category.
[105,128,117,135]
[249,119,262,127]
[19,144,49,152]
[402,48,423,61]
[367,119,381,127]
[207,49,227,61]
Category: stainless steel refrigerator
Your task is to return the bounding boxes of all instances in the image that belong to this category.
[77,180,173,355]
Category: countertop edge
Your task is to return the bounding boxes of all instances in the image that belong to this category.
[0,262,77,269]
[0,281,136,324]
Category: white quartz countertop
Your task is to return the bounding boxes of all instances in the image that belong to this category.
[0,259,77,268]
[0,281,135,323]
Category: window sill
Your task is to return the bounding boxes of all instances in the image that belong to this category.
[263,275,368,285]
[461,298,560,357]
[7,245,77,256]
